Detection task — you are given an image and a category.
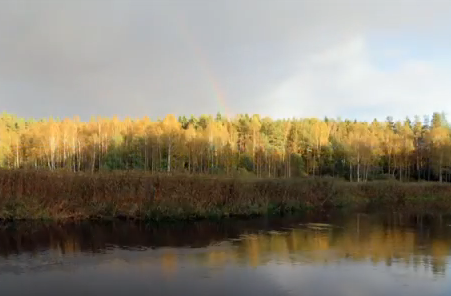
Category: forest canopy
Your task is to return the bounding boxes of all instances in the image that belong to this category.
[1,111,450,182]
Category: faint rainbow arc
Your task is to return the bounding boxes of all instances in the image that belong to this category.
[171,13,232,119]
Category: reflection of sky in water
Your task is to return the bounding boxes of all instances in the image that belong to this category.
[1,252,450,296]
[0,214,450,296]
[263,261,451,296]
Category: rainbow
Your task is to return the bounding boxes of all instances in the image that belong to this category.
[168,8,232,119]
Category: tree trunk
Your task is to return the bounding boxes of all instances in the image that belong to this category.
[144,138,148,171]
[188,148,191,173]
[200,153,203,174]
[63,137,67,169]
[91,147,96,173]
[439,152,443,183]
[416,154,420,181]
[151,147,154,173]
[158,142,162,172]
[77,139,82,171]
[316,148,321,176]
[388,153,391,175]
[268,157,271,178]
[98,125,102,169]
[393,157,397,178]
[16,139,19,168]
[252,130,256,173]
[72,137,76,172]
[274,156,277,177]
[349,162,353,182]
[365,164,369,181]
[287,153,290,178]
[167,143,171,173]
[399,165,402,182]
[357,152,360,182]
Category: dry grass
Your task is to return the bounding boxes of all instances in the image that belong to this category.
[1,169,451,220]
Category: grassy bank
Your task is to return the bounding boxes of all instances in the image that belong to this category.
[1,170,451,221]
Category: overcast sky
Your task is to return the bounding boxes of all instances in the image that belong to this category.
[1,0,451,121]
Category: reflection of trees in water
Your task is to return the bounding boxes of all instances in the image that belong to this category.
[161,252,178,277]
[0,217,305,257]
[0,213,450,275]
[226,216,451,275]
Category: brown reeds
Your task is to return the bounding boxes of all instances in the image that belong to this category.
[1,169,451,220]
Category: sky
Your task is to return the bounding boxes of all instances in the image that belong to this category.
[1,0,451,121]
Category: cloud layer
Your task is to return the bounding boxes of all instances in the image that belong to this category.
[1,0,450,120]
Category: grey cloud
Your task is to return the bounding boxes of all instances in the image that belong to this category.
[0,0,450,119]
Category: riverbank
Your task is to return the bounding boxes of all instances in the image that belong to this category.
[1,170,451,221]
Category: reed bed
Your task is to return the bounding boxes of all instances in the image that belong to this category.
[1,170,451,220]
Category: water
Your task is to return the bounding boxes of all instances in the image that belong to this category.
[0,212,450,296]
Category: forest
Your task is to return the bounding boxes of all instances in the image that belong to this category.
[1,111,451,182]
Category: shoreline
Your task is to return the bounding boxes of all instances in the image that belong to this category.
[1,170,451,221]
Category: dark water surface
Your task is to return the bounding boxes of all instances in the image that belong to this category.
[1,212,451,296]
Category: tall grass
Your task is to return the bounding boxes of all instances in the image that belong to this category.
[1,169,451,220]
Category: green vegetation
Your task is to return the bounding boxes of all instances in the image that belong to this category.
[1,170,451,221]
[2,111,451,220]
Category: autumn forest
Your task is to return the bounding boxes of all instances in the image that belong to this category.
[1,111,451,182]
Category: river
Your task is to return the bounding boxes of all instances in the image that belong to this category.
[0,211,450,296]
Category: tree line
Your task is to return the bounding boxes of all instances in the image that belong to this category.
[1,111,450,182]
